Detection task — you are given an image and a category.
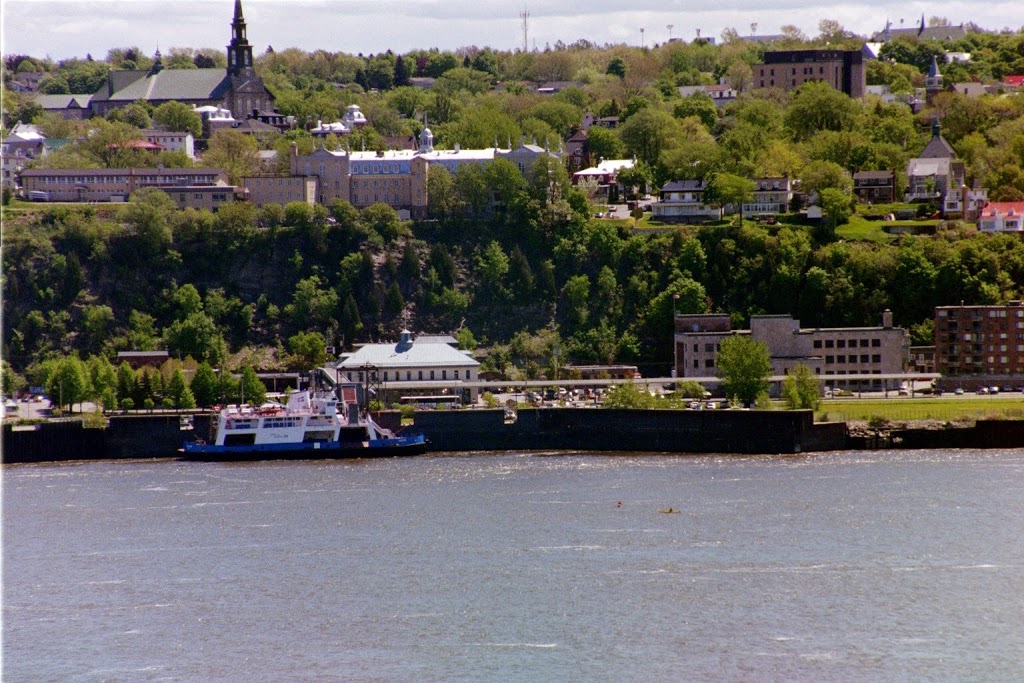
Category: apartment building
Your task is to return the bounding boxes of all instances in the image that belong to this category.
[755,50,866,98]
[934,301,1024,378]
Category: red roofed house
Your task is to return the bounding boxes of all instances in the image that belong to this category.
[1002,75,1024,89]
[977,202,1024,233]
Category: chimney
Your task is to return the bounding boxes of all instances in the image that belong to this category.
[882,309,893,329]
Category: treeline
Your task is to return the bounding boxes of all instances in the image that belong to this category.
[5,178,1024,387]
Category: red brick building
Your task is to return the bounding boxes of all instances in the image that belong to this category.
[934,302,1024,379]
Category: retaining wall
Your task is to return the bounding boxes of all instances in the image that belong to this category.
[411,408,847,454]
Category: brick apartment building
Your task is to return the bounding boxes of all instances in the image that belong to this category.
[934,301,1024,382]
[755,50,866,98]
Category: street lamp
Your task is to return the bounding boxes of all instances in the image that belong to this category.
[640,28,645,48]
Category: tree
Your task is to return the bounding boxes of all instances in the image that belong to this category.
[239,366,266,406]
[152,101,203,138]
[585,125,626,163]
[781,364,820,410]
[674,93,718,131]
[819,187,854,232]
[619,108,678,167]
[190,362,219,407]
[166,367,196,408]
[288,331,327,372]
[46,356,89,413]
[716,335,772,406]
[203,129,260,184]
[705,173,756,225]
[784,81,858,141]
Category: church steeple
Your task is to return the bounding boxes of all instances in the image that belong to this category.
[227,0,254,77]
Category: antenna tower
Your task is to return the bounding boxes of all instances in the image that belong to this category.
[520,8,530,53]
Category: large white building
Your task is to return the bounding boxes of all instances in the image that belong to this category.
[335,330,481,403]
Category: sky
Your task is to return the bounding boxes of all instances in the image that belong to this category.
[2,0,1022,62]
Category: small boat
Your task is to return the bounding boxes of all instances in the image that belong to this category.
[181,385,426,461]
[658,508,680,514]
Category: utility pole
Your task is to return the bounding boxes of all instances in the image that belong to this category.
[640,27,645,48]
[667,24,673,42]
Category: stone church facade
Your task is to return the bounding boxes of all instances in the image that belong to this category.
[89,0,274,119]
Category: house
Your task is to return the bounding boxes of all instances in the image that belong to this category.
[742,176,792,216]
[33,94,93,120]
[673,311,909,391]
[977,202,1024,233]
[141,129,196,159]
[755,50,865,98]
[572,158,634,201]
[652,180,722,223]
[853,170,896,203]
[1001,75,1024,90]
[906,119,965,208]
[945,183,988,220]
[564,129,589,173]
[678,82,738,106]
[2,138,45,190]
[89,0,278,123]
[335,330,481,403]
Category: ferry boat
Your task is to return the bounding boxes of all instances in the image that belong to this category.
[181,385,426,461]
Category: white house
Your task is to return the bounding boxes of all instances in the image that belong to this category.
[141,129,196,159]
[977,202,1024,233]
[652,180,722,222]
[335,330,481,403]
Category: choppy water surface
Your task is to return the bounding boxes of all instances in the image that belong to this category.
[4,450,1024,682]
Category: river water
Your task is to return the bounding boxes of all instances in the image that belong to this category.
[4,450,1024,682]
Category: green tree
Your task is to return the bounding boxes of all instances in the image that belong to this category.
[705,172,756,225]
[716,335,772,406]
[239,366,266,406]
[46,356,90,413]
[784,81,858,140]
[151,101,203,138]
[781,364,820,410]
[288,331,327,372]
[203,129,260,184]
[166,367,195,408]
[190,362,219,407]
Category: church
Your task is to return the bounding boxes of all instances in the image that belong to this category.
[89,0,275,121]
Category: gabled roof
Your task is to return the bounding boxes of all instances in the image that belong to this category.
[34,94,92,110]
[93,68,230,103]
[918,121,957,159]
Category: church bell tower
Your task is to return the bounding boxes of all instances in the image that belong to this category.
[227,0,254,77]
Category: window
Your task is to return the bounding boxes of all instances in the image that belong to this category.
[813,340,822,349]
[872,339,881,347]
[860,339,869,348]
[430,370,434,380]
[837,355,846,364]
[860,355,869,363]
[825,356,834,364]
[455,370,459,379]
[418,371,423,380]
[872,355,881,363]
[442,370,447,380]
[704,359,714,368]
[837,340,846,348]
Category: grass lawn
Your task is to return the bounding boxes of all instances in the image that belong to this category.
[816,396,1024,423]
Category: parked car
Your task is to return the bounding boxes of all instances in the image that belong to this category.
[954,388,965,395]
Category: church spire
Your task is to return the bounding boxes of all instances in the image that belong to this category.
[227,0,253,77]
